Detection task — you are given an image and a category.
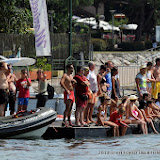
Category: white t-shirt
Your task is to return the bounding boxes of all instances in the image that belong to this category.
[115,74,119,80]
[87,70,98,92]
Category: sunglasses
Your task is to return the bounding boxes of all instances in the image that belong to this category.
[22,72,27,74]
[130,100,136,102]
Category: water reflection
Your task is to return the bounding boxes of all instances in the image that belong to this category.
[0,135,160,160]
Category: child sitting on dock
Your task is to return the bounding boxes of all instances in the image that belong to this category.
[97,93,119,137]
[110,107,130,136]
[125,95,148,134]
[146,100,160,119]
[140,100,158,134]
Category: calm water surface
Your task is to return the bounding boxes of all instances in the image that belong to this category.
[1,134,160,160]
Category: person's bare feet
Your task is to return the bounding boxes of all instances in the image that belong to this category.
[62,121,69,127]
[85,120,92,124]
[89,119,96,123]
[154,130,159,134]
[68,121,74,127]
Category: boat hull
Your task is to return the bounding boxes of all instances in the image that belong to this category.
[0,107,57,139]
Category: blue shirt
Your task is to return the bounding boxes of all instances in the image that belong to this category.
[105,72,112,91]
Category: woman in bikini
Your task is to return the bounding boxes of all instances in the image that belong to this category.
[97,93,119,137]
[97,65,109,95]
[125,95,148,134]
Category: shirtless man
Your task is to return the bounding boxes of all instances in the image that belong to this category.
[0,62,9,116]
[125,95,148,134]
[152,58,160,99]
[6,64,17,115]
[60,64,76,127]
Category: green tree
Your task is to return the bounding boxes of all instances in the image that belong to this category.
[0,0,32,33]
[47,0,94,33]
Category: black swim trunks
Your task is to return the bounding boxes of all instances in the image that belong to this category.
[8,91,16,112]
[0,89,9,105]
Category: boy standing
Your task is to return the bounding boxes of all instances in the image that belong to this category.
[16,69,31,111]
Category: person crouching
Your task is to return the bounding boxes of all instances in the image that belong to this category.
[110,107,130,136]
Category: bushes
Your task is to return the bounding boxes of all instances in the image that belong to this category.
[91,38,153,51]
[118,42,145,51]
[118,41,153,51]
[36,57,51,71]
[91,38,107,51]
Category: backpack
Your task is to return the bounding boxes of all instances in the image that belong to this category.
[47,84,54,99]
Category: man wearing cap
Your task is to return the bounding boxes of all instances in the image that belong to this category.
[152,58,160,99]
[87,61,98,123]
[135,65,148,99]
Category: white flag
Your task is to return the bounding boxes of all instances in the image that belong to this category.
[29,0,51,56]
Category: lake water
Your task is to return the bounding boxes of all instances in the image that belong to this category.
[3,99,160,160]
[1,134,160,160]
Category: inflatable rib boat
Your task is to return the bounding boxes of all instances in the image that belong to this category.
[0,107,57,139]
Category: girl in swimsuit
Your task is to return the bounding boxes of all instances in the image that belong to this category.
[97,93,119,137]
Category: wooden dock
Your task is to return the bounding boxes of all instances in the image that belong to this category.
[42,120,160,139]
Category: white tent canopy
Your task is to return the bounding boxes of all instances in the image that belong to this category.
[123,24,138,30]
[75,17,120,31]
[76,17,97,26]
[92,20,120,31]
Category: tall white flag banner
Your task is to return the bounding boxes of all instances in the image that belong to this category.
[29,0,51,56]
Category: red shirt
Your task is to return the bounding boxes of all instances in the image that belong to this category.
[16,78,31,98]
[74,75,88,96]
[109,110,122,123]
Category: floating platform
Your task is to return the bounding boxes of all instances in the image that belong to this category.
[42,120,160,139]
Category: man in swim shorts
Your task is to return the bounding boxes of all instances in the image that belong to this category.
[60,64,76,127]
[152,58,160,99]
[6,64,17,115]
[16,69,31,111]
[0,62,9,116]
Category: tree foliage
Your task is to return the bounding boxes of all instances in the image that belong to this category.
[104,0,160,41]
[0,0,94,34]
[0,0,32,33]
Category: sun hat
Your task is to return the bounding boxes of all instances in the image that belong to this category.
[129,95,138,100]
[83,66,89,71]
[140,65,147,70]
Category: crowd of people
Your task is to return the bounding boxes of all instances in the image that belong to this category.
[60,58,160,136]
[0,62,49,117]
